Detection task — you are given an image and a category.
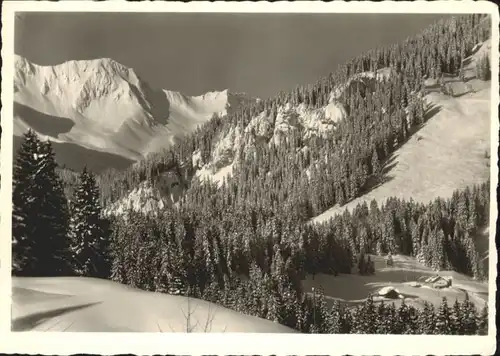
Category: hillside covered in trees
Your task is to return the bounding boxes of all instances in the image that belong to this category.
[12,14,492,334]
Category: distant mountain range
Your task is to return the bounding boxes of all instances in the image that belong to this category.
[13,55,256,172]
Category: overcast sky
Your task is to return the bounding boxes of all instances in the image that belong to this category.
[15,13,447,98]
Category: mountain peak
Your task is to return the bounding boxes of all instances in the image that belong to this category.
[14,55,140,86]
[13,55,258,163]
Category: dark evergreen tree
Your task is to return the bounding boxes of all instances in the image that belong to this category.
[450,299,463,334]
[435,297,453,334]
[419,301,436,334]
[69,167,111,278]
[12,130,40,275]
[360,294,377,333]
[328,300,343,333]
[371,148,381,176]
[12,131,71,276]
[477,305,488,335]
[375,301,388,333]
[460,295,478,335]
[475,54,491,81]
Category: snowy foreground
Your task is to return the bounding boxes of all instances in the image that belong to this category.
[11,277,296,333]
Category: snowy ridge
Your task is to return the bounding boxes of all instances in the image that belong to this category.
[14,56,256,164]
[15,55,147,131]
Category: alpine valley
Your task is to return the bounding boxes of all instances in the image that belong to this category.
[11,14,493,334]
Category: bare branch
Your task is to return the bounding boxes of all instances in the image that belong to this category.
[191,317,200,332]
[204,301,218,333]
[180,294,220,333]
[181,306,189,320]
[156,320,163,333]
[43,317,65,331]
[61,319,77,332]
[191,301,199,314]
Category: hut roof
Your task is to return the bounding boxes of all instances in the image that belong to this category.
[378,286,401,298]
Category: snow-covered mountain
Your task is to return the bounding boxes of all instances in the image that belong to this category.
[13,55,256,171]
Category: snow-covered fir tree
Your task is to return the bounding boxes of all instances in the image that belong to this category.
[12,130,39,275]
[360,293,377,333]
[419,301,436,334]
[435,297,453,334]
[12,130,71,276]
[451,299,464,334]
[459,295,478,335]
[69,167,111,278]
[477,305,488,335]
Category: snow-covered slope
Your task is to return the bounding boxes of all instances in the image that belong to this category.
[313,40,492,224]
[12,277,296,333]
[13,56,255,170]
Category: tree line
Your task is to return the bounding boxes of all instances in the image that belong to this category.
[206,285,489,335]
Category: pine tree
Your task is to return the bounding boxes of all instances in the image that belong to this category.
[69,167,111,278]
[310,287,328,333]
[350,306,363,333]
[407,305,419,334]
[460,295,478,335]
[361,294,377,333]
[450,299,463,334]
[12,130,40,275]
[371,148,381,176]
[395,299,410,334]
[12,131,71,276]
[435,297,453,334]
[366,254,375,275]
[385,302,398,334]
[419,301,436,334]
[109,216,128,284]
[477,305,488,335]
[357,250,366,275]
[475,54,491,81]
[329,300,343,333]
[375,301,388,333]
[267,284,284,324]
[295,295,309,333]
